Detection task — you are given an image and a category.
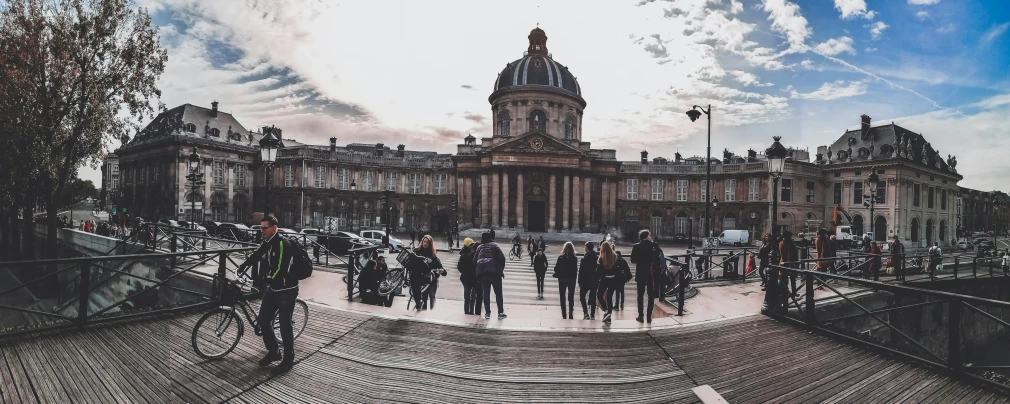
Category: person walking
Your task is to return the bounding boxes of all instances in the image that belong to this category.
[410,228,417,249]
[410,235,446,310]
[527,235,536,267]
[815,229,834,273]
[596,242,621,324]
[614,250,632,311]
[236,214,301,375]
[631,230,660,323]
[553,242,578,319]
[474,232,507,319]
[458,238,480,315]
[890,235,905,280]
[537,236,547,254]
[868,241,882,280]
[533,248,548,299]
[758,233,773,289]
[446,231,454,253]
[489,227,496,241]
[778,230,799,308]
[578,241,599,320]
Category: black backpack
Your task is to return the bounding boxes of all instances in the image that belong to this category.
[284,237,314,280]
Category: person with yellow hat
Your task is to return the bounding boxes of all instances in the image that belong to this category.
[457,237,481,315]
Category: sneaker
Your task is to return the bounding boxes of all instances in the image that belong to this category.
[498,313,507,319]
[603,312,612,323]
[271,361,293,376]
[583,313,590,320]
[484,313,491,319]
[635,316,644,323]
[258,351,281,367]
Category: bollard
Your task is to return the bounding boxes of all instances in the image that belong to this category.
[677,265,685,316]
[347,251,356,301]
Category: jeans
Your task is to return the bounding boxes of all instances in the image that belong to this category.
[580,283,597,317]
[481,276,504,315]
[597,280,617,313]
[462,281,481,314]
[258,287,299,362]
[615,283,626,309]
[535,272,546,295]
[423,278,439,309]
[636,282,655,319]
[558,279,576,317]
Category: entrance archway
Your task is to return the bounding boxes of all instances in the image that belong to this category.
[527,201,546,232]
[624,209,640,240]
[911,218,920,244]
[851,215,864,237]
[874,216,887,242]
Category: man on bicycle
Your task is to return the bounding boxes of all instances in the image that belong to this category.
[237,214,300,375]
[511,234,522,258]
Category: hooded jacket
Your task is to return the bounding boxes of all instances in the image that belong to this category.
[457,245,477,285]
[578,250,600,286]
[533,253,549,274]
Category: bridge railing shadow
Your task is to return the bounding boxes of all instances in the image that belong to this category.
[764,263,1010,394]
[0,246,254,339]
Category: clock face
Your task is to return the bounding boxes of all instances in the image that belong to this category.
[530,137,544,150]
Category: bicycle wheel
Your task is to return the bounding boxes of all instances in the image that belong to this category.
[273,299,309,342]
[191,308,244,360]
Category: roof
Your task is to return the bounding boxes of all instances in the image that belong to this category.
[121,103,263,151]
[824,122,958,175]
[492,28,582,98]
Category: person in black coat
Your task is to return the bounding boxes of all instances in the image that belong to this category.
[614,251,632,311]
[578,241,599,320]
[630,229,658,323]
[596,242,622,324]
[527,236,536,267]
[358,252,381,304]
[553,242,579,319]
[410,235,447,310]
[457,238,481,315]
[533,248,549,298]
[757,233,773,289]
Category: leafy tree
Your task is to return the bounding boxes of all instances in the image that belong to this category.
[0,0,167,259]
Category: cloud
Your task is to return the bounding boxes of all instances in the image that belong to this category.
[800,59,815,69]
[460,84,474,90]
[728,70,773,87]
[790,80,868,100]
[916,11,929,20]
[908,0,940,4]
[867,21,888,40]
[865,47,877,52]
[814,36,856,56]
[937,24,955,33]
[833,0,876,20]
[760,0,812,50]
[982,22,1010,43]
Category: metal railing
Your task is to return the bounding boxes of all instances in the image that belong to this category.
[764,264,1010,394]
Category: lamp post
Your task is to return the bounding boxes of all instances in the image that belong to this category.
[258,127,280,216]
[766,136,788,248]
[350,180,357,232]
[186,148,205,228]
[687,104,713,240]
[864,168,879,242]
[990,195,998,253]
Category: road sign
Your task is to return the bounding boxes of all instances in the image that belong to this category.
[112,207,117,214]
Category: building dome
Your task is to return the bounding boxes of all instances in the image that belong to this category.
[492,28,582,98]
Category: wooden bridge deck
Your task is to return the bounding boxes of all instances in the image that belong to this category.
[0,305,1006,403]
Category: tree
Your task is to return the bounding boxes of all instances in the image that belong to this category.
[0,0,167,259]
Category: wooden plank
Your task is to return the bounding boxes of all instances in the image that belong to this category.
[0,346,37,404]
[691,385,728,404]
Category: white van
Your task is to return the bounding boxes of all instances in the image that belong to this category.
[718,230,750,246]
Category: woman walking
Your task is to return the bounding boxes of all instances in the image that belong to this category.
[614,250,632,311]
[458,238,480,314]
[410,235,446,310]
[553,242,579,319]
[527,235,536,267]
[533,248,548,299]
[758,233,773,290]
[578,242,599,320]
[596,242,621,324]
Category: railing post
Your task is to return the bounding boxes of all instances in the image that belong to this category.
[953,257,958,279]
[804,271,816,324]
[972,257,978,278]
[218,251,227,280]
[677,264,685,316]
[948,298,961,371]
[78,261,91,327]
[347,251,356,301]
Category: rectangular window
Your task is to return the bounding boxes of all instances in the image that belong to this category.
[213,161,225,184]
[700,180,711,202]
[409,173,421,194]
[941,189,947,210]
[626,179,638,200]
[283,211,294,227]
[780,179,792,202]
[124,169,131,185]
[853,181,863,205]
[928,186,935,209]
[139,167,146,184]
[212,207,226,222]
[724,179,736,202]
[386,172,397,192]
[748,178,759,201]
[152,166,159,183]
[113,164,119,173]
[913,183,920,207]
[315,166,326,188]
[235,165,245,187]
[284,165,294,187]
[677,180,688,202]
[651,179,664,201]
[337,168,349,190]
[473,202,482,219]
[675,215,689,236]
[833,182,842,205]
[434,173,447,195]
[875,181,885,204]
[362,171,374,191]
[112,178,118,189]
[806,181,815,203]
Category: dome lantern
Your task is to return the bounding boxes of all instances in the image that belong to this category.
[527,27,548,55]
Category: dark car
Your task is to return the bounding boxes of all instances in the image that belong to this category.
[177,220,207,232]
[202,221,224,237]
[326,231,373,254]
[217,223,254,242]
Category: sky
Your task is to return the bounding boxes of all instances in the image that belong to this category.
[80,0,1010,191]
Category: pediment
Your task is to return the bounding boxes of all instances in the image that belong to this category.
[485,131,583,155]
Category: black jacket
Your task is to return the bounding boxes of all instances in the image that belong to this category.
[630,240,656,284]
[359,260,384,293]
[533,253,549,274]
[597,261,622,285]
[244,233,299,290]
[616,256,632,284]
[553,253,579,279]
[457,246,477,285]
[579,250,599,286]
[409,247,445,284]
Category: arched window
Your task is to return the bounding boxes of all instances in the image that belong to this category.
[210,128,221,137]
[564,117,574,140]
[723,213,736,231]
[499,111,511,137]
[528,110,547,132]
[624,209,639,221]
[911,218,920,243]
[851,215,864,237]
[874,216,887,242]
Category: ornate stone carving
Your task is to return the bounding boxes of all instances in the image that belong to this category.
[530,137,544,150]
[921,143,928,164]
[826,149,832,162]
[887,177,897,185]
[893,134,901,157]
[842,180,853,187]
[905,139,914,160]
[868,144,875,160]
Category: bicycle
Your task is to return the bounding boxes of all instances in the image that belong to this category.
[508,245,523,260]
[191,273,309,360]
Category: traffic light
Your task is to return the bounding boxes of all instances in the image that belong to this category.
[451,201,458,211]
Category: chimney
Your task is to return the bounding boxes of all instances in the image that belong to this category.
[329,137,337,152]
[674,152,682,162]
[375,143,384,157]
[860,114,871,140]
[397,144,405,158]
[211,101,219,117]
[640,150,648,164]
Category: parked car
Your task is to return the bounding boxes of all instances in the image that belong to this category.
[327,231,375,254]
[202,221,224,236]
[717,230,750,246]
[217,223,254,242]
[299,228,321,245]
[177,220,206,232]
[956,241,974,251]
[158,219,182,228]
[359,230,404,251]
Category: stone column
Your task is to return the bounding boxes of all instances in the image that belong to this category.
[517,171,525,229]
[602,180,610,228]
[609,177,617,228]
[549,173,557,232]
[481,173,489,228]
[562,172,570,231]
[491,170,500,228]
[583,177,592,229]
[502,169,510,228]
[572,173,581,232]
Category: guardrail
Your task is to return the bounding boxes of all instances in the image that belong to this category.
[764,264,1010,394]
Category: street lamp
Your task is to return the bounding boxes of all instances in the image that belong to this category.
[686,104,713,239]
[864,168,879,241]
[258,127,280,216]
[350,180,357,232]
[990,195,998,253]
[766,136,788,245]
[186,148,205,228]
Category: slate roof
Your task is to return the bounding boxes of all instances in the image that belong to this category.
[120,103,263,152]
[823,122,958,175]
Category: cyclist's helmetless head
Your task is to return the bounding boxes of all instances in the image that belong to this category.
[261,214,279,240]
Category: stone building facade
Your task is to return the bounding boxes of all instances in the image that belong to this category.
[105,28,980,247]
